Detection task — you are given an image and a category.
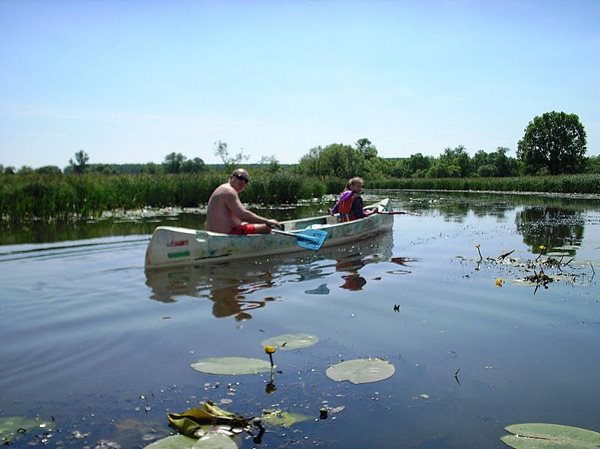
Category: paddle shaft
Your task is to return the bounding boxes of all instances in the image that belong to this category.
[271,229,321,243]
[376,210,420,216]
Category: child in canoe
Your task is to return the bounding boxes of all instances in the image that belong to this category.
[330,177,376,222]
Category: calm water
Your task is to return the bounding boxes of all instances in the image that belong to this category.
[1,191,599,449]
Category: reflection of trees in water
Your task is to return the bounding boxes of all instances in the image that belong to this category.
[515,207,585,255]
[145,232,395,318]
[396,191,598,224]
[403,193,514,222]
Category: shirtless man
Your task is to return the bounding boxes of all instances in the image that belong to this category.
[205,168,281,234]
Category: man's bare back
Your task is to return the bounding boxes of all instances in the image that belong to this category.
[205,169,280,234]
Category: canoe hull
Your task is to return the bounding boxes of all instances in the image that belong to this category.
[145,198,394,269]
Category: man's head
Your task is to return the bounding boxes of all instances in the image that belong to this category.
[229,168,250,191]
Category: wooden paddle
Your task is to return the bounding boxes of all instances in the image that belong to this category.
[272,228,327,251]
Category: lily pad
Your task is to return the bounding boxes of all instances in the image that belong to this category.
[262,409,312,428]
[501,423,600,448]
[142,434,197,449]
[0,416,52,445]
[191,357,271,375]
[325,358,395,384]
[194,431,239,449]
[261,333,319,350]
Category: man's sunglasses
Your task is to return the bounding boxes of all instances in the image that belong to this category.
[234,174,250,183]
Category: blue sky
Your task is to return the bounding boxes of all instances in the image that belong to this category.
[1,0,599,169]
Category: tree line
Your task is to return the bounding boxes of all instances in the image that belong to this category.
[1,111,598,179]
[3,109,598,223]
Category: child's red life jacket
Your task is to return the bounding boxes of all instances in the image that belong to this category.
[337,191,356,222]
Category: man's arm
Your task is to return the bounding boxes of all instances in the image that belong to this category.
[226,190,279,226]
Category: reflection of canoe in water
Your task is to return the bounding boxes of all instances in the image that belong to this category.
[145,198,394,269]
[144,231,394,318]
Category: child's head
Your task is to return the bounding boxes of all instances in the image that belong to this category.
[346,177,364,193]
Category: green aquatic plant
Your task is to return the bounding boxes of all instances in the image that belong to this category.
[160,401,262,449]
[167,401,250,438]
[262,409,312,428]
[325,358,396,384]
[475,243,483,260]
[143,434,197,448]
[264,345,276,369]
[501,423,600,448]
[0,416,52,445]
[190,357,271,375]
[261,333,319,350]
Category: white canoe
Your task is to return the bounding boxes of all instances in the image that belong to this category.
[144,198,394,269]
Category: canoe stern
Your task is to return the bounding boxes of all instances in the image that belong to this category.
[145,227,209,268]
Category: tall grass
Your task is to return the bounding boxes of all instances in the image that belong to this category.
[367,174,600,194]
[0,172,327,222]
[2,172,598,223]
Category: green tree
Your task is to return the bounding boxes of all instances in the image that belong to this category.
[214,141,249,173]
[490,147,518,177]
[259,155,281,174]
[163,152,187,173]
[298,143,365,179]
[426,163,450,178]
[517,111,587,175]
[472,147,518,177]
[92,164,118,175]
[439,145,471,177]
[407,153,432,177]
[36,166,63,175]
[141,162,163,174]
[472,150,489,174]
[181,157,206,173]
[355,138,378,160]
[69,150,89,174]
[586,155,600,174]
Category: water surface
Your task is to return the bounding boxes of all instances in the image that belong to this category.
[1,191,599,448]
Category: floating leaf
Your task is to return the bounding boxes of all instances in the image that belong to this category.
[143,434,197,449]
[501,423,600,448]
[168,401,249,438]
[261,333,319,351]
[262,409,312,428]
[0,416,52,445]
[326,358,395,384]
[114,418,166,447]
[194,431,239,449]
[191,357,271,375]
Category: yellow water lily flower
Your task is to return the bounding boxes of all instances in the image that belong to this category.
[264,345,276,370]
[496,278,503,287]
[539,245,546,250]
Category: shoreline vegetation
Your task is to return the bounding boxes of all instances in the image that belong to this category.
[1,171,599,223]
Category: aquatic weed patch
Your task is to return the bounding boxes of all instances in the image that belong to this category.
[458,243,596,294]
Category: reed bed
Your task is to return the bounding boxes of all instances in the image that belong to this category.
[368,174,600,194]
[0,173,327,222]
[2,172,598,222]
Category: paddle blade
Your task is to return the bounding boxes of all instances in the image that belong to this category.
[294,229,327,251]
